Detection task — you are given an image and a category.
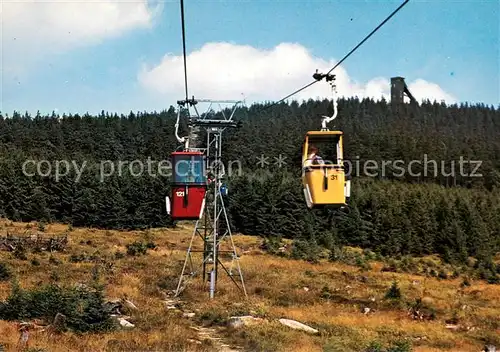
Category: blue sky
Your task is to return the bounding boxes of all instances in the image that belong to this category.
[1,0,498,115]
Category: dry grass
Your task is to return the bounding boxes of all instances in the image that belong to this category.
[0,218,498,351]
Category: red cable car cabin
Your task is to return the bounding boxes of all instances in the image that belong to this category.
[166,151,207,220]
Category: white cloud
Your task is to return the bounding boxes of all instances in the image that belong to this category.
[407,79,456,103]
[1,0,162,76]
[138,42,457,105]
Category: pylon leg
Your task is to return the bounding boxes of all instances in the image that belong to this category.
[220,192,247,297]
[174,220,199,297]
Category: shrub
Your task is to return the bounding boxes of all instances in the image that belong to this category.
[37,222,46,232]
[330,246,358,265]
[438,269,448,280]
[363,249,376,261]
[290,239,320,263]
[365,339,412,352]
[487,274,500,284]
[329,245,346,262]
[461,276,471,287]
[399,256,413,272]
[408,298,436,321]
[356,255,371,270]
[49,272,60,282]
[365,341,384,352]
[320,285,333,300]
[13,246,27,260]
[381,258,399,273]
[0,281,115,333]
[387,340,412,352]
[145,241,157,250]
[69,254,86,263]
[260,236,284,255]
[126,241,148,256]
[0,263,11,281]
[198,308,227,326]
[385,280,401,300]
[49,256,61,265]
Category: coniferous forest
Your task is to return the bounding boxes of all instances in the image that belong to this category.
[1,98,499,266]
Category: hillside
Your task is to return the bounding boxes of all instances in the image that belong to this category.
[0,219,498,351]
[1,101,500,262]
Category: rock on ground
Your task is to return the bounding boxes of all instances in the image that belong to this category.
[278,319,319,334]
[117,318,135,328]
[227,316,264,329]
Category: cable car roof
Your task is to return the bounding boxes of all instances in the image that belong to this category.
[305,131,343,142]
[171,151,204,155]
[305,131,343,136]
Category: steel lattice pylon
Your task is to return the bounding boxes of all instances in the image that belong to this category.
[174,98,247,299]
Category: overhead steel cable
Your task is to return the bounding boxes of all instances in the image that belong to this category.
[325,0,410,76]
[180,0,189,103]
[263,0,410,110]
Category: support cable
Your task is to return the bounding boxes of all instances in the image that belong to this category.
[180,0,189,103]
[262,0,410,110]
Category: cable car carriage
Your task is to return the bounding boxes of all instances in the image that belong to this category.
[302,131,350,208]
[302,72,351,209]
[166,151,207,220]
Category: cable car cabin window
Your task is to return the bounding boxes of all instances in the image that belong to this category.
[303,136,342,169]
[173,154,206,185]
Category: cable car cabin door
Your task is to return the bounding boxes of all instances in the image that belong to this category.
[303,165,346,207]
[170,185,206,220]
[302,131,348,208]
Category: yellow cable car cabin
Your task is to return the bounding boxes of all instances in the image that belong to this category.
[302,130,350,209]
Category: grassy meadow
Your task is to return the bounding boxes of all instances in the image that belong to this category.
[0,219,498,352]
